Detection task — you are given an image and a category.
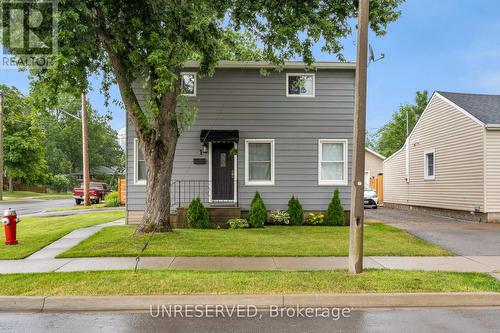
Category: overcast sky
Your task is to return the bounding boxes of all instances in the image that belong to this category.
[1,0,499,133]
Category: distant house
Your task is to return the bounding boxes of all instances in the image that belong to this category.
[365,147,385,183]
[383,91,500,222]
[126,60,356,225]
[67,166,122,182]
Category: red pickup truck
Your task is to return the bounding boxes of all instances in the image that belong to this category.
[72,182,112,205]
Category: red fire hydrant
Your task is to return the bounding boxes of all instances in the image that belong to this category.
[3,209,20,245]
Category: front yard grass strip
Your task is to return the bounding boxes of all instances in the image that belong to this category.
[1,269,498,296]
[59,222,452,258]
[0,211,125,260]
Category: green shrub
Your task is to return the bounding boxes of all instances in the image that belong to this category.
[187,197,209,229]
[287,196,304,225]
[227,218,249,229]
[104,191,121,207]
[306,213,324,225]
[248,192,267,228]
[270,210,290,225]
[325,188,345,226]
[48,174,70,193]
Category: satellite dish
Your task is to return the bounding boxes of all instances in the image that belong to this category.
[368,44,385,66]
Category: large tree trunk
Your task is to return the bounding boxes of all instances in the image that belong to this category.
[139,131,178,233]
[136,92,179,233]
[93,13,181,232]
[8,176,13,192]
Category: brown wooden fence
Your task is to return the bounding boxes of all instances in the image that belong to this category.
[369,174,383,205]
[117,178,126,205]
[2,178,47,193]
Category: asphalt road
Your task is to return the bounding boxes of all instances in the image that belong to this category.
[0,198,75,216]
[0,308,499,332]
[366,207,500,255]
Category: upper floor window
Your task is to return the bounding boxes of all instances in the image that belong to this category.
[245,139,275,186]
[424,149,435,180]
[181,72,196,96]
[286,73,315,97]
[135,139,147,184]
[318,139,348,186]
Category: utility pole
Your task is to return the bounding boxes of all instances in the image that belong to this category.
[348,0,369,274]
[0,90,3,201]
[81,92,90,206]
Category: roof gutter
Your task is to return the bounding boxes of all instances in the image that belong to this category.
[485,124,500,131]
[183,60,356,70]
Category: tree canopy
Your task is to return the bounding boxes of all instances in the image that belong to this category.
[41,94,125,175]
[371,90,429,157]
[3,0,404,134]
[0,84,49,186]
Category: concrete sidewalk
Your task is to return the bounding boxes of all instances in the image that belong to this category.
[1,255,500,275]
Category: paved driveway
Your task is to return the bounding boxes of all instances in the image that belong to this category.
[366,207,500,256]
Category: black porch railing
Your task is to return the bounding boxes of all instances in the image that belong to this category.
[170,180,235,208]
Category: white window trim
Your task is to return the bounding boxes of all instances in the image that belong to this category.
[245,139,275,186]
[285,73,315,98]
[180,72,197,96]
[424,149,436,180]
[134,138,146,185]
[318,139,348,186]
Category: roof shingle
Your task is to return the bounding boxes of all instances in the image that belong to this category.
[437,91,500,125]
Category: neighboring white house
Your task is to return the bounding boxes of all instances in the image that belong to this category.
[383,91,500,223]
[365,147,385,184]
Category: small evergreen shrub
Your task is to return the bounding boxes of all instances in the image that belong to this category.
[227,218,249,229]
[187,197,209,229]
[270,210,290,225]
[287,196,304,225]
[248,192,267,228]
[325,188,345,226]
[306,213,324,225]
[104,191,121,207]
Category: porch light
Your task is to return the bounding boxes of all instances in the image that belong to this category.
[200,143,208,155]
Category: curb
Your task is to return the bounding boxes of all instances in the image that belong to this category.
[1,293,500,312]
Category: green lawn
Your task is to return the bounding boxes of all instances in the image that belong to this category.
[59,223,452,258]
[46,203,107,212]
[1,191,71,201]
[1,269,498,296]
[0,211,125,260]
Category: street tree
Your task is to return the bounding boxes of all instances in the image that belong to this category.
[40,94,124,175]
[1,0,404,231]
[373,90,428,157]
[0,84,49,190]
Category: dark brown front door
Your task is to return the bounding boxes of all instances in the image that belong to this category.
[212,142,234,201]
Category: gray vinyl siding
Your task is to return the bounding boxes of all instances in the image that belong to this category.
[127,68,354,211]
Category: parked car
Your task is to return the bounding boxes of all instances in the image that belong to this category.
[364,184,378,209]
[72,182,111,205]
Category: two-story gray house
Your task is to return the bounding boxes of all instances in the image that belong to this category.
[126,61,355,225]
